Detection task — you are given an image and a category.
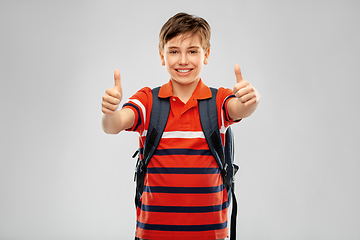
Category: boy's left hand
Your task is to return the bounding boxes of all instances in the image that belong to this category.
[233,64,260,106]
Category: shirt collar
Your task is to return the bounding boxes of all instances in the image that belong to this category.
[158,79,212,100]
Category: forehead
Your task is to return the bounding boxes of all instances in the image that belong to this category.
[165,33,202,48]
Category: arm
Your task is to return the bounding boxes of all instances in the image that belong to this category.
[227,64,261,120]
[101,108,135,134]
[101,69,135,134]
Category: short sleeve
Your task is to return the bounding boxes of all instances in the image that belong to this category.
[121,87,152,135]
[216,87,241,129]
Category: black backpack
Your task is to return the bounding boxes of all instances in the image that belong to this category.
[133,86,239,240]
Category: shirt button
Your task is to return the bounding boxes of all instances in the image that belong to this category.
[172,98,176,101]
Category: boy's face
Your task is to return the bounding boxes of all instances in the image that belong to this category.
[160,33,210,87]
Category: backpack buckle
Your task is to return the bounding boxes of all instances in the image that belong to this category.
[132,149,139,158]
[222,163,229,177]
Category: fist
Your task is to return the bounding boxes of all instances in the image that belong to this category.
[102,69,123,115]
[233,64,259,107]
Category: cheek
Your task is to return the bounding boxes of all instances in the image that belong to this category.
[192,55,204,65]
[194,58,204,68]
[165,56,176,66]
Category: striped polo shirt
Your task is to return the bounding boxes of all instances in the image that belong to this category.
[123,79,238,240]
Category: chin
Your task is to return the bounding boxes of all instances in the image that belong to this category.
[171,77,199,85]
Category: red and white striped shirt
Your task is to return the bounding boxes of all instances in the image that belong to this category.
[123,79,239,239]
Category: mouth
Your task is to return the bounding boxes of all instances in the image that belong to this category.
[176,69,193,73]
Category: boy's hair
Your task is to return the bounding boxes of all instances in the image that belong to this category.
[159,12,211,52]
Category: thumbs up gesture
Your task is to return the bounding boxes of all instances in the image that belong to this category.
[102,69,123,115]
[233,64,259,107]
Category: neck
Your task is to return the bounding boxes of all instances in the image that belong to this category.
[171,79,200,103]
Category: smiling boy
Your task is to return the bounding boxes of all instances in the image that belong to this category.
[101,12,260,240]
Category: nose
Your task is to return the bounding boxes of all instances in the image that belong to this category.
[178,53,189,65]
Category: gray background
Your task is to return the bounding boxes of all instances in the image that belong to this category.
[1,0,359,239]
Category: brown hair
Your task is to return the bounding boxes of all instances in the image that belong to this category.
[159,12,211,52]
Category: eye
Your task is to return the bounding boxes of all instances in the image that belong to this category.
[189,50,198,54]
[169,50,178,54]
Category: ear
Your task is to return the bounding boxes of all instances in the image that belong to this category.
[159,49,165,66]
[203,48,210,65]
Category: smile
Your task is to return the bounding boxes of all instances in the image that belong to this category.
[176,69,192,73]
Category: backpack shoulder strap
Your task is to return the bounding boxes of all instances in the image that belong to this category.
[143,86,170,166]
[134,87,170,210]
[198,87,225,170]
[198,87,238,240]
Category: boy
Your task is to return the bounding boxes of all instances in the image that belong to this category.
[101,12,260,240]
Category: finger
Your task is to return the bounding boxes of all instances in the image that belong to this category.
[233,79,249,95]
[106,88,121,99]
[234,64,243,82]
[234,84,252,97]
[102,100,119,112]
[102,106,116,115]
[236,91,256,103]
[103,93,121,105]
[234,64,243,83]
[114,69,122,92]
[244,97,257,107]
[234,84,254,100]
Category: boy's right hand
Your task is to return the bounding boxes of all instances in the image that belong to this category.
[101,69,123,115]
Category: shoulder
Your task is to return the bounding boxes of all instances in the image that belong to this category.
[215,87,235,105]
[123,86,154,117]
[216,87,233,97]
[131,86,153,98]
[128,86,153,104]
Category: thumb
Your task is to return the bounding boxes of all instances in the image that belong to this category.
[234,64,243,83]
[114,69,122,93]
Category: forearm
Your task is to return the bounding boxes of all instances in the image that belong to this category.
[102,111,122,134]
[228,98,260,120]
[102,108,135,134]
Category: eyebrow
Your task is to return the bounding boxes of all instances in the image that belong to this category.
[167,46,201,49]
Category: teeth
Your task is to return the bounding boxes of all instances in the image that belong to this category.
[177,69,191,73]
